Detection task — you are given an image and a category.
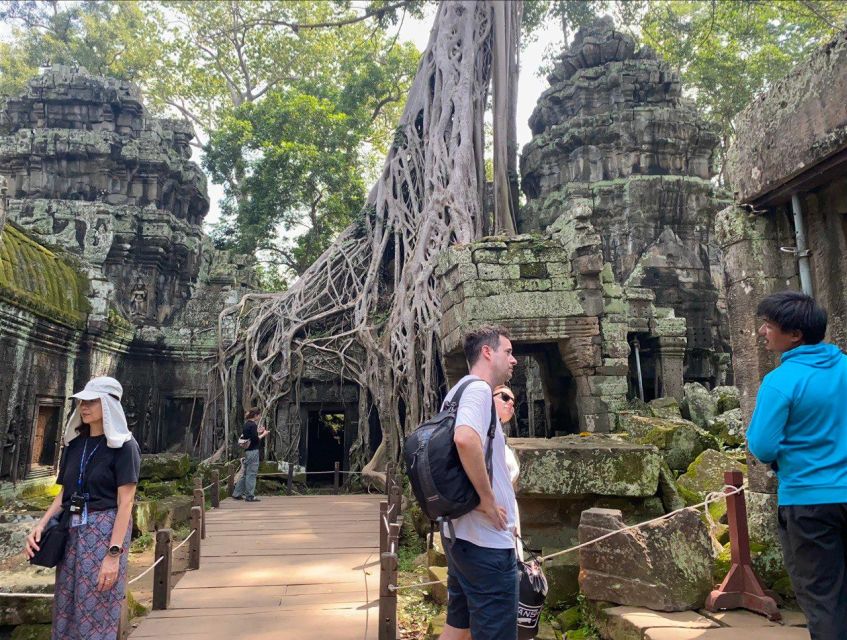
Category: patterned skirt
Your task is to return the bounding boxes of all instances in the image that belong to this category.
[52,509,132,640]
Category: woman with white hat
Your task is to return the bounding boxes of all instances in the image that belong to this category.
[24,376,141,640]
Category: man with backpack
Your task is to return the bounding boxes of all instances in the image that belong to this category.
[439,325,519,640]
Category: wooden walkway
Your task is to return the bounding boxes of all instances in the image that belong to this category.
[129,494,383,640]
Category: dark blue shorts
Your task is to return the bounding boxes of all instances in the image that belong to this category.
[443,536,519,640]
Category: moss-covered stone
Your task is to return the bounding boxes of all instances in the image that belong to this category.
[0,222,90,329]
[10,624,52,640]
[706,408,745,448]
[136,480,184,499]
[681,382,718,428]
[616,414,719,472]
[512,436,662,498]
[139,453,191,481]
[677,449,747,504]
[126,589,148,619]
[132,495,193,534]
[711,386,740,413]
[556,606,582,632]
[648,397,682,419]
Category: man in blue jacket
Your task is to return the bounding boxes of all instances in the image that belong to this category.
[747,291,847,639]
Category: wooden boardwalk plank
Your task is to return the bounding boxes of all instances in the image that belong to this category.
[129,494,382,640]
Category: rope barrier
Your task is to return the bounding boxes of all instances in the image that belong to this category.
[127,554,164,585]
[172,528,196,553]
[0,592,54,599]
[387,482,748,593]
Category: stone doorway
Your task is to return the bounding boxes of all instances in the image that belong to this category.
[305,410,346,480]
[30,400,62,475]
[510,347,579,438]
[159,396,204,453]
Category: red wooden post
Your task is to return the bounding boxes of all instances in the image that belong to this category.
[379,518,401,640]
[152,528,173,610]
[385,462,396,496]
[388,484,402,524]
[380,501,389,555]
[704,470,781,621]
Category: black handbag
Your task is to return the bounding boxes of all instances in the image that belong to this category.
[517,540,548,639]
[29,510,70,568]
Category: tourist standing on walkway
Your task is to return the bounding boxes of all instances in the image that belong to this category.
[747,291,847,640]
[440,326,519,640]
[24,376,141,640]
[233,408,268,502]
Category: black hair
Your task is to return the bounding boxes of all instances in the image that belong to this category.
[463,325,510,367]
[756,290,827,345]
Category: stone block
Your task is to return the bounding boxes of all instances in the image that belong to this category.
[427,565,448,605]
[680,383,718,429]
[706,408,745,448]
[132,495,193,534]
[0,568,54,626]
[592,606,718,640]
[512,435,662,497]
[11,624,52,640]
[618,414,720,472]
[677,449,747,504]
[543,549,581,607]
[139,453,192,481]
[477,263,520,280]
[578,507,714,611]
[711,386,740,413]
[427,535,447,568]
[648,397,681,419]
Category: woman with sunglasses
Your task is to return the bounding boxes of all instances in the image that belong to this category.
[494,385,523,559]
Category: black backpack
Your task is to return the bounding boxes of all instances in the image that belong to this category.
[403,378,495,534]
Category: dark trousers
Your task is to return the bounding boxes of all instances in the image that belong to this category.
[777,503,847,640]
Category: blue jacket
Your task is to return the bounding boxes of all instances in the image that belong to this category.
[747,343,847,506]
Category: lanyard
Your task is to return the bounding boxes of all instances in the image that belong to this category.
[77,438,101,493]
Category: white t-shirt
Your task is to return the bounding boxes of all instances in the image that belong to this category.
[441,375,517,550]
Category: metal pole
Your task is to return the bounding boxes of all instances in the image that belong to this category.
[632,338,645,402]
[791,193,814,296]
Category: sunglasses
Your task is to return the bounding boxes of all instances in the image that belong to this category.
[496,392,515,403]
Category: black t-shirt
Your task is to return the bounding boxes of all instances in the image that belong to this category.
[57,434,141,512]
[241,420,260,451]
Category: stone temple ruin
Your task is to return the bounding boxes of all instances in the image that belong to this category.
[0,66,253,483]
[438,19,729,436]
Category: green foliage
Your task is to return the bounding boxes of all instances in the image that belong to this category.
[0,0,164,96]
[130,531,155,554]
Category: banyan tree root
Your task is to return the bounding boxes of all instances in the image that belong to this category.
[207,1,520,467]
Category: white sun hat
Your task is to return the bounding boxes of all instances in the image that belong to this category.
[63,376,132,448]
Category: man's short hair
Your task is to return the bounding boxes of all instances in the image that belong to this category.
[757,291,827,344]
[464,325,510,367]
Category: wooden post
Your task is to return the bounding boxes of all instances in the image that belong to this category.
[385,462,395,496]
[705,470,781,621]
[388,483,402,523]
[227,468,235,496]
[379,518,401,640]
[152,528,173,611]
[116,596,130,639]
[193,488,206,540]
[193,475,202,491]
[287,464,294,494]
[189,505,202,570]
[379,501,389,555]
[333,461,340,494]
[210,470,220,508]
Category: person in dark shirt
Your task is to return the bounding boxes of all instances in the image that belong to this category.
[24,376,141,640]
[232,407,269,502]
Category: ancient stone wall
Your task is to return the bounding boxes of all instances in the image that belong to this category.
[0,67,254,479]
[520,18,730,385]
[718,27,847,587]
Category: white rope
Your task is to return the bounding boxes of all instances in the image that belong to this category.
[389,579,442,593]
[127,554,164,585]
[0,592,54,599]
[538,483,746,563]
[172,528,196,552]
[202,482,215,491]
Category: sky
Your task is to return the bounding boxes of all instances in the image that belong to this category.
[204,4,566,227]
